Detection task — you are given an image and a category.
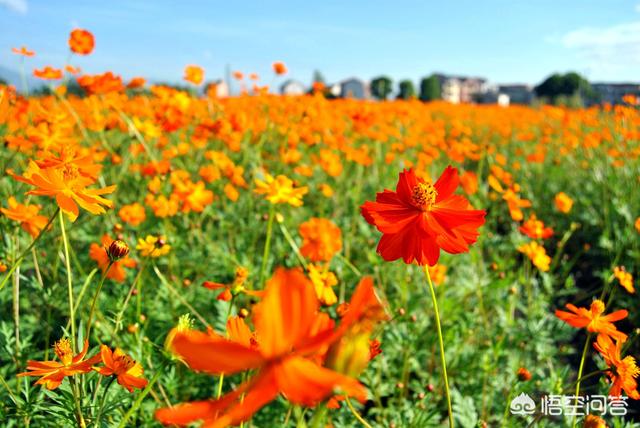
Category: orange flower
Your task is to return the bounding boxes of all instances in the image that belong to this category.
[361,167,486,266]
[428,264,447,286]
[69,29,95,55]
[518,241,551,271]
[272,61,287,75]
[184,65,204,85]
[1,196,49,237]
[11,161,116,222]
[118,202,147,226]
[233,71,244,80]
[64,64,81,75]
[94,346,148,392]
[593,334,640,399]
[583,414,608,428]
[519,214,554,239]
[77,72,124,95]
[555,300,628,342]
[307,263,338,306]
[89,234,136,283]
[614,267,634,294]
[12,46,35,57]
[156,269,385,427]
[635,217,640,234]
[299,218,342,262]
[203,267,258,301]
[554,192,573,213]
[127,77,146,89]
[517,367,532,381]
[459,171,478,195]
[33,66,63,80]
[17,339,100,390]
[254,173,308,206]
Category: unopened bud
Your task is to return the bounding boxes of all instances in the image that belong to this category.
[107,240,130,262]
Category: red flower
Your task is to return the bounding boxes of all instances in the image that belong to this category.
[361,167,486,266]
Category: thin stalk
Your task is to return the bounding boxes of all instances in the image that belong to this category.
[423,265,454,428]
[12,236,20,359]
[86,261,114,340]
[571,333,592,428]
[111,260,147,335]
[258,205,276,288]
[95,376,116,426]
[117,362,167,428]
[0,207,59,291]
[59,211,77,349]
[345,397,372,428]
[217,298,235,399]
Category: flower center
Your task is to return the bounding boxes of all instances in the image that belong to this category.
[114,354,136,373]
[411,182,438,210]
[54,338,73,365]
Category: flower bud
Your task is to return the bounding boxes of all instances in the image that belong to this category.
[107,239,130,262]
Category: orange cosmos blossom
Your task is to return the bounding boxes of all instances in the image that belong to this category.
[64,64,81,75]
[593,334,640,399]
[635,217,640,234]
[554,192,573,213]
[517,241,551,272]
[254,173,308,207]
[299,217,342,262]
[69,29,95,55]
[17,339,100,390]
[613,267,634,294]
[118,202,147,226]
[555,300,628,342]
[89,234,137,283]
[361,166,486,266]
[184,65,205,85]
[203,266,261,301]
[272,61,287,75]
[156,269,385,428]
[127,77,146,89]
[1,196,49,238]
[33,66,63,80]
[12,46,35,57]
[232,71,244,80]
[10,161,116,222]
[94,345,148,392]
[519,214,554,239]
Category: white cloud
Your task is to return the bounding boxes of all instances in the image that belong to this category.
[0,0,27,14]
[560,20,640,78]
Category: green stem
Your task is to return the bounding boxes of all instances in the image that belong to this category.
[59,211,77,349]
[258,205,276,288]
[423,265,454,428]
[216,298,235,399]
[86,261,114,340]
[345,397,372,428]
[111,260,147,335]
[571,333,592,428]
[95,376,116,426]
[0,207,59,291]
[117,362,167,428]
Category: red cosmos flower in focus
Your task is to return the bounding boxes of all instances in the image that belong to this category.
[156,269,385,427]
[69,29,95,55]
[361,166,486,266]
[272,61,287,75]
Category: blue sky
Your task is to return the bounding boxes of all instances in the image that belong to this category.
[1,0,639,86]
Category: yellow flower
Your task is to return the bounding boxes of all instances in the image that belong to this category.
[428,264,447,286]
[254,173,308,207]
[614,266,635,294]
[307,264,338,306]
[136,235,171,258]
[518,241,551,272]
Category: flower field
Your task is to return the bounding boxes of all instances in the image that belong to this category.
[1,32,640,428]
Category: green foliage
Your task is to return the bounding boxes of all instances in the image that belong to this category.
[397,79,416,100]
[534,72,597,106]
[370,76,393,100]
[419,74,441,101]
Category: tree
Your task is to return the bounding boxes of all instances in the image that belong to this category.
[419,74,441,101]
[370,76,393,100]
[312,70,326,85]
[397,80,416,100]
[534,72,595,106]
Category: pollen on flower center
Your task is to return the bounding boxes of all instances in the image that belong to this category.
[62,165,79,181]
[411,182,438,210]
[54,338,73,365]
[115,354,136,372]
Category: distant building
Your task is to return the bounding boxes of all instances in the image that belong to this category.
[498,84,533,104]
[592,83,640,105]
[434,74,488,103]
[340,78,370,99]
[477,90,510,106]
[280,79,306,96]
